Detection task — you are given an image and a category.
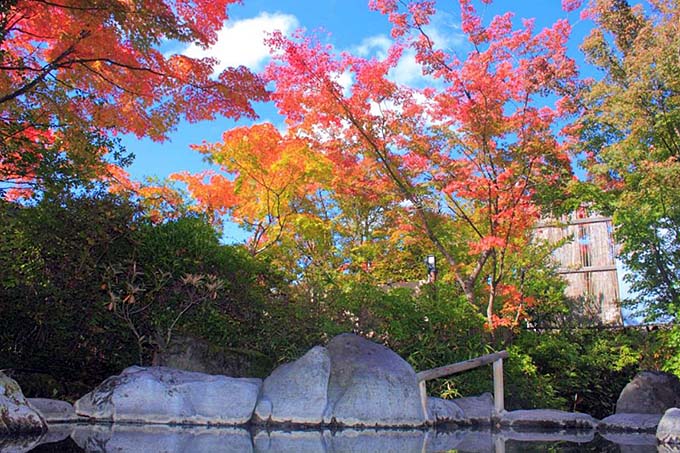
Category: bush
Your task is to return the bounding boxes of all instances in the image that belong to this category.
[0,191,298,397]
[512,328,655,418]
[0,191,139,398]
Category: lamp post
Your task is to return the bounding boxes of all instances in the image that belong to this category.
[425,255,436,283]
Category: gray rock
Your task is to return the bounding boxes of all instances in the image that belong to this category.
[27,398,82,423]
[323,333,427,427]
[254,346,330,425]
[499,409,597,430]
[450,393,494,425]
[74,366,261,425]
[616,371,680,414]
[599,413,662,432]
[0,371,47,435]
[658,407,680,445]
[427,397,464,425]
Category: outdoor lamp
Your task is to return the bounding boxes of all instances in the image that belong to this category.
[425,255,436,273]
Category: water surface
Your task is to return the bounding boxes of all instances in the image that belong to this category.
[0,423,662,452]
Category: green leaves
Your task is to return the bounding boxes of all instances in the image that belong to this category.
[576,0,680,319]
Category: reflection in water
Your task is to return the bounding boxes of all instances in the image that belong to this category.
[0,423,662,453]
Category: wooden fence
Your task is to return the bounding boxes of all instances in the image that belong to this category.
[416,350,509,417]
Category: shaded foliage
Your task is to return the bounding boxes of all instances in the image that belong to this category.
[0,190,300,398]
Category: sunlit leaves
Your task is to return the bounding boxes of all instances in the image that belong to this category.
[0,0,268,198]
[257,0,579,329]
[175,123,332,255]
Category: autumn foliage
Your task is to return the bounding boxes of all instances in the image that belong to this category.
[178,0,581,328]
[0,0,267,199]
[173,123,331,254]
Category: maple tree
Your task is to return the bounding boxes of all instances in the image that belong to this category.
[253,0,579,329]
[173,123,333,255]
[0,0,267,199]
[575,0,680,320]
[181,0,580,328]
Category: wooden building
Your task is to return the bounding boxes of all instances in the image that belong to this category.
[535,207,622,325]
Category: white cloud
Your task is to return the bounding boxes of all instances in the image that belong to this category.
[354,34,392,58]
[349,19,463,89]
[183,12,299,73]
[333,70,354,97]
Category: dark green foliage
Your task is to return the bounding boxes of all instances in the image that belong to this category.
[0,190,294,398]
[0,191,139,398]
[512,327,659,418]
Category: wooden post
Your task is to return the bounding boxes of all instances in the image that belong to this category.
[493,357,504,414]
[419,379,428,419]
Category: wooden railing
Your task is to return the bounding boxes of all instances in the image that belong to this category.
[416,350,509,416]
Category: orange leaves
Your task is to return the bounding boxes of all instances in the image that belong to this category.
[176,123,333,254]
[1,0,267,196]
[172,171,237,216]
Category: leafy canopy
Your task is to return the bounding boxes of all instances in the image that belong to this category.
[0,0,268,199]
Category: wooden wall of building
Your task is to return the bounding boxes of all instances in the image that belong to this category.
[535,208,622,325]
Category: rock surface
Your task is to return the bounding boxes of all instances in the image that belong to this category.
[323,333,427,427]
[657,407,680,445]
[254,345,330,425]
[599,413,662,432]
[0,371,47,435]
[74,366,261,425]
[499,409,597,430]
[27,398,82,423]
[427,397,464,425]
[449,392,494,425]
[616,371,680,414]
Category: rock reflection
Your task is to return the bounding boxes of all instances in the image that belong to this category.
[3,423,668,452]
[70,424,252,453]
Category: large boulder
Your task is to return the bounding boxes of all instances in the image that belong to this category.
[74,366,261,425]
[254,346,330,425]
[27,398,82,423]
[616,371,680,414]
[0,371,47,435]
[322,333,427,427]
[450,392,494,425]
[657,407,680,445]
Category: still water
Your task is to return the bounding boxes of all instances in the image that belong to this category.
[1,424,665,452]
